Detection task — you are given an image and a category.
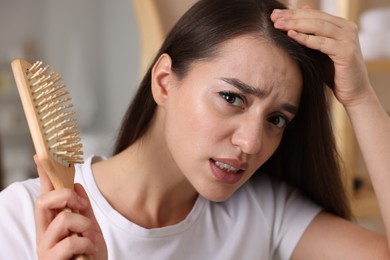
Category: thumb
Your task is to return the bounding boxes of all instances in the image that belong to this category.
[34,155,54,194]
[74,184,99,226]
[74,184,108,254]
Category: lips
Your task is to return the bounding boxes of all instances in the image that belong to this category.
[209,158,247,184]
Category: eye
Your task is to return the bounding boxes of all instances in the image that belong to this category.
[219,91,245,108]
[268,115,289,129]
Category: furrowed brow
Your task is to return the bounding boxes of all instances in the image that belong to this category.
[281,103,298,115]
[221,77,298,115]
[220,77,270,98]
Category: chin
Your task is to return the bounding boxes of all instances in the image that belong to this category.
[199,188,236,202]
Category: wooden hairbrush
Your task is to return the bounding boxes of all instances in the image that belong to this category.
[11,59,88,259]
[11,59,83,189]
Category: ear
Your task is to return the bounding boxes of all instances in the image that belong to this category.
[151,53,174,106]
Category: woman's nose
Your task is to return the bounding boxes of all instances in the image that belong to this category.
[231,120,263,155]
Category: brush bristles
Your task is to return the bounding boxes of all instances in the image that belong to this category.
[27,61,84,165]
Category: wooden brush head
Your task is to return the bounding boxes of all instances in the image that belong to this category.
[11,59,84,189]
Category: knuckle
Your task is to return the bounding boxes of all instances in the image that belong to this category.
[303,33,311,43]
[35,196,44,210]
[61,188,78,207]
[347,20,358,32]
[318,36,326,46]
[63,237,74,250]
[84,217,93,228]
[81,217,94,234]
[56,210,72,225]
[289,9,297,17]
[318,19,327,28]
[63,236,91,255]
[339,44,357,62]
[282,9,296,19]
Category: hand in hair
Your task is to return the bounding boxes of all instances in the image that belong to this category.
[272,6,390,259]
[270,6,370,108]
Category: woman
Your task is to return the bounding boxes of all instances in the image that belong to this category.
[1,0,389,259]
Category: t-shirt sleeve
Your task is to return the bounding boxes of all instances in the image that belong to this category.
[0,179,40,259]
[270,179,322,260]
[250,175,322,260]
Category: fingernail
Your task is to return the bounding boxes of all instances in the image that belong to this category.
[272,9,284,19]
[288,30,299,37]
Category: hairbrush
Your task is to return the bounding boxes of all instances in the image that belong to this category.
[12,59,88,259]
[11,59,83,189]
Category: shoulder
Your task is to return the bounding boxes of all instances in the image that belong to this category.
[0,177,40,208]
[0,178,40,259]
[238,173,322,259]
[239,173,301,211]
[242,173,321,222]
[0,178,40,231]
[219,173,319,228]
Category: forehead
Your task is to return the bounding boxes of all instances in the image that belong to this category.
[220,36,300,82]
[187,35,303,100]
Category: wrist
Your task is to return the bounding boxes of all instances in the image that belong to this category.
[343,86,383,117]
[341,84,376,110]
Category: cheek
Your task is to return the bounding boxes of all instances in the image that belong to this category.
[163,89,219,156]
[165,61,227,135]
[167,88,225,140]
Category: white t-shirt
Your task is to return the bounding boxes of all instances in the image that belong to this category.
[0,156,321,260]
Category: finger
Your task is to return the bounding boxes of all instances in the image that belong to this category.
[75,184,97,225]
[75,184,105,242]
[34,155,54,194]
[42,233,97,259]
[286,30,339,56]
[271,9,360,60]
[75,184,108,256]
[271,8,348,29]
[288,28,362,67]
[37,188,88,212]
[41,210,93,251]
[35,188,87,240]
[274,17,347,41]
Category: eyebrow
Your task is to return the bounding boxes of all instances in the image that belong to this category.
[221,77,269,98]
[281,103,298,115]
[220,77,298,115]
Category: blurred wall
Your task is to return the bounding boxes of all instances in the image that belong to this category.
[0,0,140,187]
[1,0,389,189]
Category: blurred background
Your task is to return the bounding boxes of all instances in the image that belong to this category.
[0,1,389,234]
[0,0,140,187]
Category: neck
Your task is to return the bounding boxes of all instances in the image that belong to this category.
[93,117,198,228]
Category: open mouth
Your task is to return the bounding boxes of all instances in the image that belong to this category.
[209,159,246,185]
[214,160,241,173]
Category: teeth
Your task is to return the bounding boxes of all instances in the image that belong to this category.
[215,161,240,173]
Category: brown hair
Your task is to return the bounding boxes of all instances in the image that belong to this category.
[114,0,350,218]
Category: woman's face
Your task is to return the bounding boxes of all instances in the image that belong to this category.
[161,35,302,202]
